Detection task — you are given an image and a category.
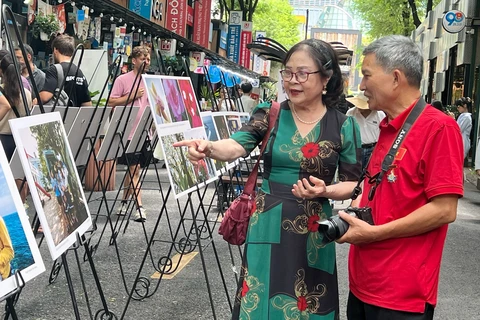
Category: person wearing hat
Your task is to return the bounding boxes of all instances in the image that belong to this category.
[346,92,385,169]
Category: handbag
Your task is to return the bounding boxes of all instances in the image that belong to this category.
[218,101,280,245]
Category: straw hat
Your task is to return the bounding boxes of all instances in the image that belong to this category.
[346,92,369,110]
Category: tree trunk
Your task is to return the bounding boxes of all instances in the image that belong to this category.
[426,0,433,16]
[407,0,422,28]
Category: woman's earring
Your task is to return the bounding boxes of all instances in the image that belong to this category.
[322,85,327,95]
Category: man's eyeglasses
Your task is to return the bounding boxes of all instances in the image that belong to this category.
[279,70,321,83]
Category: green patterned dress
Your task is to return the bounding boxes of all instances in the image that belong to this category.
[230,101,362,320]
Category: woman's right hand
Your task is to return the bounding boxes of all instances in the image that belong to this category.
[173,140,213,165]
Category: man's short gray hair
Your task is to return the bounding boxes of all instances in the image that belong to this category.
[363,35,423,88]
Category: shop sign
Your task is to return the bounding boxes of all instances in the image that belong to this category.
[239,21,252,69]
[186,5,194,27]
[129,0,152,20]
[227,11,243,63]
[151,0,165,26]
[191,52,205,66]
[159,39,176,57]
[442,10,466,33]
[193,0,211,48]
[252,31,266,74]
[219,23,228,50]
[166,0,187,37]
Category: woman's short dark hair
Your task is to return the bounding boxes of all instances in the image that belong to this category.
[0,50,21,106]
[283,39,343,108]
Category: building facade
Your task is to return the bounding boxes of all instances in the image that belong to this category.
[414,0,479,164]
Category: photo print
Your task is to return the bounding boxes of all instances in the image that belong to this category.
[239,112,250,127]
[143,76,171,125]
[213,115,230,140]
[177,78,203,128]
[184,127,217,185]
[160,131,201,199]
[201,112,227,172]
[10,112,92,260]
[162,78,188,123]
[226,114,241,135]
[0,143,45,299]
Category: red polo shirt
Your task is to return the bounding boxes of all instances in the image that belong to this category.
[349,102,464,312]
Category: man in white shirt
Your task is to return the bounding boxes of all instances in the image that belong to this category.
[237,82,257,114]
[346,92,386,169]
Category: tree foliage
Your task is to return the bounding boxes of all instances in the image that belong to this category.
[252,0,300,50]
[351,0,441,39]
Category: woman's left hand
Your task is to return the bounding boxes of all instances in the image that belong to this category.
[292,176,327,200]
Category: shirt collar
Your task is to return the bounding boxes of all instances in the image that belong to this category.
[380,98,419,131]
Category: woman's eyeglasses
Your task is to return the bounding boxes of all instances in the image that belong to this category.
[279,70,320,83]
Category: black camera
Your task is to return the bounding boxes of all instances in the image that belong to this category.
[317,207,374,245]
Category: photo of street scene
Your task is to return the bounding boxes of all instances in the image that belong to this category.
[10,113,92,259]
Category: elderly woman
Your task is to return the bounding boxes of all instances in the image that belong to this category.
[175,39,362,319]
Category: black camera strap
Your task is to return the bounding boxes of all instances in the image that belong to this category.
[351,97,427,201]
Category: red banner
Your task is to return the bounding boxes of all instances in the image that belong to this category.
[165,0,187,37]
[239,21,253,69]
[193,0,211,48]
[54,4,66,33]
[187,5,194,26]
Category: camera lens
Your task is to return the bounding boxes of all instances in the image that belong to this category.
[317,213,353,245]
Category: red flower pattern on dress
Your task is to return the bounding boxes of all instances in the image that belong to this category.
[297,296,307,311]
[301,142,320,159]
[241,280,250,297]
[307,215,320,232]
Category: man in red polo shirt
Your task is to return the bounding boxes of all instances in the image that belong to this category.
[337,35,464,319]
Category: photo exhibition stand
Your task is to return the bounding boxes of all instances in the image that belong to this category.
[3,9,117,318]
[2,9,259,318]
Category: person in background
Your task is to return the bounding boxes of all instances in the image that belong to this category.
[109,45,151,222]
[338,35,463,320]
[39,34,92,107]
[456,98,472,160]
[237,82,256,114]
[431,100,455,119]
[14,44,45,92]
[174,38,362,319]
[217,87,236,111]
[475,138,480,176]
[346,91,385,169]
[0,50,32,161]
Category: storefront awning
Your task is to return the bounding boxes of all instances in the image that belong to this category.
[75,0,265,81]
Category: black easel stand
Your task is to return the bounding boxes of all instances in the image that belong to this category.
[2,271,25,320]
[57,232,117,320]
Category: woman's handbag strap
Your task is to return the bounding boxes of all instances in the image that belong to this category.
[243,101,280,195]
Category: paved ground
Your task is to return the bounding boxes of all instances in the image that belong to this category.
[3,164,480,319]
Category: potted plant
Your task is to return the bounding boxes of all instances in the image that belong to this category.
[32,14,60,41]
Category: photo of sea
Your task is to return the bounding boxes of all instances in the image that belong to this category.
[0,167,34,273]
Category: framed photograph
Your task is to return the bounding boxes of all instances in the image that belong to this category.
[0,142,45,299]
[143,76,172,125]
[10,112,92,260]
[160,131,200,199]
[177,78,203,128]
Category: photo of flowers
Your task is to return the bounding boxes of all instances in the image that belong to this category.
[162,78,188,123]
[177,79,203,128]
[10,112,92,260]
[0,142,45,299]
[184,127,217,185]
[143,76,171,125]
[160,131,200,199]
